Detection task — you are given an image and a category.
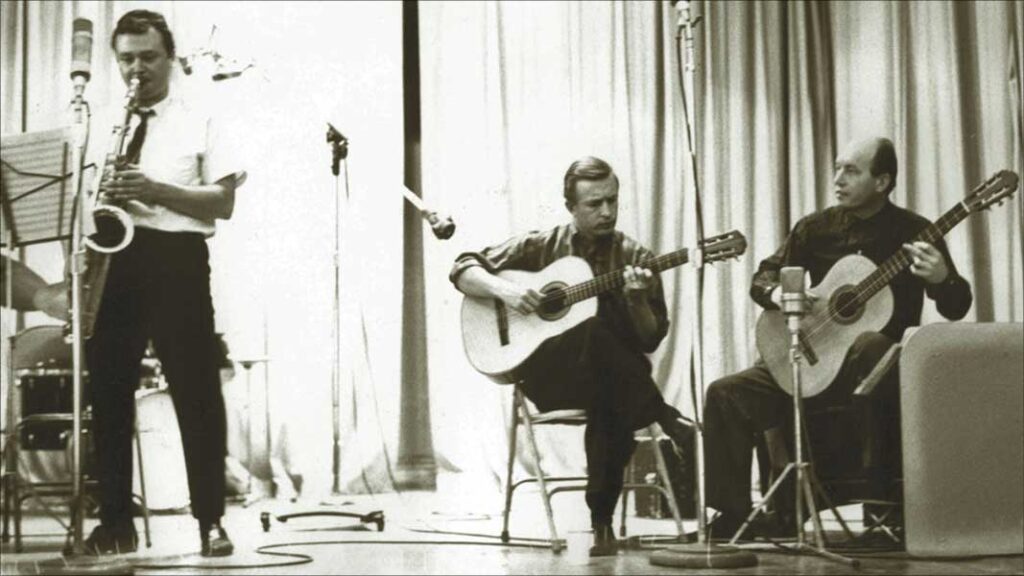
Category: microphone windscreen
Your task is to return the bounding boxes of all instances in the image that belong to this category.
[780,266,805,296]
[70,18,93,81]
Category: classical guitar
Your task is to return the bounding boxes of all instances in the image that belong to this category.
[461,230,747,383]
[756,170,1019,397]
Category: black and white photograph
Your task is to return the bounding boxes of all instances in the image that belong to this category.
[0,1,1021,574]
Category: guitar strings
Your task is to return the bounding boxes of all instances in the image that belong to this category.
[797,204,966,344]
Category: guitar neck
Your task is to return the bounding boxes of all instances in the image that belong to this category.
[560,248,691,305]
[854,202,970,300]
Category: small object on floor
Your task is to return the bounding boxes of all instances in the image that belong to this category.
[200,521,234,557]
[261,511,271,532]
[589,524,618,557]
[649,543,758,569]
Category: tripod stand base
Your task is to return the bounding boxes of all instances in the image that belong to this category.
[649,543,758,569]
[38,555,135,575]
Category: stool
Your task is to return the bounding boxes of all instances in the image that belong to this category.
[500,385,685,552]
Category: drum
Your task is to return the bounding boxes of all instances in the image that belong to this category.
[11,326,87,450]
[133,388,190,511]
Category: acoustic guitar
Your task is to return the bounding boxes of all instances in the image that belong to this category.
[756,170,1019,397]
[461,230,747,383]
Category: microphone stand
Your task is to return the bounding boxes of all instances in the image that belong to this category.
[650,3,758,569]
[727,283,857,567]
[261,125,385,533]
[328,123,348,498]
[40,83,136,574]
[675,0,709,545]
[66,85,90,558]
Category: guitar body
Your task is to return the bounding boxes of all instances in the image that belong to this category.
[756,254,894,397]
[461,256,597,383]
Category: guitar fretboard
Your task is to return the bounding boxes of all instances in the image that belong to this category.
[853,202,969,300]
[541,248,691,306]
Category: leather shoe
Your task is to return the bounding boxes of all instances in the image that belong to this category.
[684,513,755,543]
[201,522,234,557]
[589,524,618,557]
[83,521,138,555]
[660,416,696,457]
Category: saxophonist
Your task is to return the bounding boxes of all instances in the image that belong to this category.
[83,10,243,556]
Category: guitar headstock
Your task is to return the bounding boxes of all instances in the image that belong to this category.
[965,170,1019,213]
[700,230,747,263]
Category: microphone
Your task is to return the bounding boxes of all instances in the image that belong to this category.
[780,266,808,332]
[672,1,702,72]
[70,18,93,95]
[326,123,349,176]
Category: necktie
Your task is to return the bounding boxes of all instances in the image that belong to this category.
[123,109,154,165]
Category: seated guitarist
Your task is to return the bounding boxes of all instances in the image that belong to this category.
[702,137,973,540]
[450,156,694,556]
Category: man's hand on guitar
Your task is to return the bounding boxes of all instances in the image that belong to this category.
[903,241,949,284]
[501,284,542,315]
[623,265,653,295]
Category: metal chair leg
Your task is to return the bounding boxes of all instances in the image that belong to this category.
[649,426,685,538]
[501,392,520,544]
[519,390,562,552]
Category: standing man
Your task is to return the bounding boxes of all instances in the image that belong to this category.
[450,157,693,555]
[84,10,244,556]
[701,137,972,539]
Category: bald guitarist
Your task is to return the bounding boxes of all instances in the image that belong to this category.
[701,137,973,541]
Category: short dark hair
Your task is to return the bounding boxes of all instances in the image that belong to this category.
[111,10,176,57]
[870,138,898,194]
[563,156,619,204]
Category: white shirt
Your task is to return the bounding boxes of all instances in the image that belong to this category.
[88,93,242,237]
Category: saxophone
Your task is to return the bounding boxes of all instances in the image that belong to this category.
[79,76,141,339]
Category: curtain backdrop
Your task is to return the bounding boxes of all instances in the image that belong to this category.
[1,0,406,498]
[419,0,1023,514]
[4,0,1021,514]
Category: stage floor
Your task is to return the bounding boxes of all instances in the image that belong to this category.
[2,490,1022,575]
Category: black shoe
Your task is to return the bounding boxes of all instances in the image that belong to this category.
[660,416,697,457]
[589,524,618,557]
[200,522,234,557]
[685,513,754,543]
[83,521,138,555]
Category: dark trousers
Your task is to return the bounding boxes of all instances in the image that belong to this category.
[703,331,895,518]
[86,227,226,525]
[518,317,667,527]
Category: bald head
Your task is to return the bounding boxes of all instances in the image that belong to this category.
[833,137,898,216]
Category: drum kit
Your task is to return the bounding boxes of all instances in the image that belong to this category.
[4,325,189,516]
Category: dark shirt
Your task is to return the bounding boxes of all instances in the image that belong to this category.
[450,223,670,354]
[750,201,973,340]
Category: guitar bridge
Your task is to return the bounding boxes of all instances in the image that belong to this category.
[495,300,510,346]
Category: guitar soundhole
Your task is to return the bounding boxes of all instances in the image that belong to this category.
[537,282,571,321]
[829,286,864,325]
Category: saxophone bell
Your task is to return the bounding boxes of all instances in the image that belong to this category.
[84,204,135,253]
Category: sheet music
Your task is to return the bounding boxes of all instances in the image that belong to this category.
[0,127,76,246]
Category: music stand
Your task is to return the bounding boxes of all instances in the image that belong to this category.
[1,127,77,544]
[1,128,78,247]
